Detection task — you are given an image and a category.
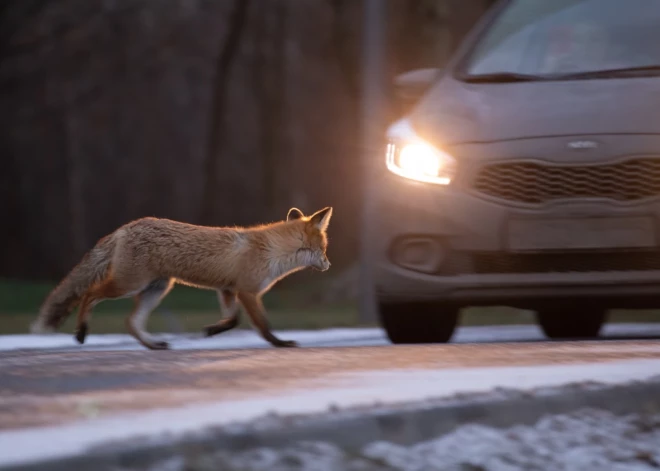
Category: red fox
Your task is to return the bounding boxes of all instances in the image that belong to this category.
[30,207,333,350]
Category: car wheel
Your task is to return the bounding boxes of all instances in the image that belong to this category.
[378,300,460,344]
[535,304,607,339]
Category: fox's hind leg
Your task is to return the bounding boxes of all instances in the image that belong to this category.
[126,278,174,350]
[75,278,124,344]
[238,292,298,348]
[203,289,240,337]
[74,294,94,344]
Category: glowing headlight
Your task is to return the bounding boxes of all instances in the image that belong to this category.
[385,119,456,185]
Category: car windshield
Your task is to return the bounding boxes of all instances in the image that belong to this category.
[462,0,660,80]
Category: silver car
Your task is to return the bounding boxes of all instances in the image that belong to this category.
[371,0,660,343]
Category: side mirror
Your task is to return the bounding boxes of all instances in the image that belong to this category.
[392,68,441,115]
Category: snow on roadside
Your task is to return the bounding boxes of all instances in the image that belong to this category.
[2,323,660,351]
[0,328,387,352]
[0,326,539,352]
[167,408,660,471]
[0,333,137,351]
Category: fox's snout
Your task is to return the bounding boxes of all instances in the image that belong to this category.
[312,254,331,272]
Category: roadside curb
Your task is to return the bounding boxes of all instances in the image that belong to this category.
[7,376,660,471]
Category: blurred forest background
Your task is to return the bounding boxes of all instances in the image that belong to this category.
[0,0,496,332]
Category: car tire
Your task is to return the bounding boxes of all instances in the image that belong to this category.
[535,304,607,339]
[378,300,460,344]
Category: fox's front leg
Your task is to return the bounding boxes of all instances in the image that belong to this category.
[203,289,241,337]
[237,292,298,348]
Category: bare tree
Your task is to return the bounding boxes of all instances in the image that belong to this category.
[251,0,289,214]
[200,0,251,225]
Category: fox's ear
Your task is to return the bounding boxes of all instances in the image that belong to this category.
[310,207,333,231]
[287,207,304,221]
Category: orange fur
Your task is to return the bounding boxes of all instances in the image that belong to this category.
[31,207,333,350]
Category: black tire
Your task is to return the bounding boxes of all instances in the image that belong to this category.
[535,303,607,339]
[378,300,460,344]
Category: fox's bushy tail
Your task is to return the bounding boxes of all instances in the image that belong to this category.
[31,234,117,333]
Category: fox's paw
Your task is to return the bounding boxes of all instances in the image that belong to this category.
[202,325,216,337]
[146,340,170,350]
[75,323,88,345]
[274,339,299,348]
[203,324,230,338]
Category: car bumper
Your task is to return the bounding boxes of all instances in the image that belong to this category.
[370,169,660,308]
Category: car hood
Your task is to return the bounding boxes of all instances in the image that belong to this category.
[409,75,660,146]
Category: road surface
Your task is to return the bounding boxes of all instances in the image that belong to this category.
[2,324,660,468]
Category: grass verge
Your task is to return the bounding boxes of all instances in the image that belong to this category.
[1,279,659,335]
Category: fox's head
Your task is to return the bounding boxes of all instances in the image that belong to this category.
[287,206,333,271]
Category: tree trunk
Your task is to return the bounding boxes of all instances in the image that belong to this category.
[200,0,251,225]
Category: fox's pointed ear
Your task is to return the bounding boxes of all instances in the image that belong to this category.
[310,207,333,231]
[287,207,304,221]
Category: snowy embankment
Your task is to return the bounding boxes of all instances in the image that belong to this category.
[160,408,660,471]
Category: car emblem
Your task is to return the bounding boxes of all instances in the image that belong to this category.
[567,140,599,150]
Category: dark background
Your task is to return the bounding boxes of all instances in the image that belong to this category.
[0,0,500,333]
[0,0,493,281]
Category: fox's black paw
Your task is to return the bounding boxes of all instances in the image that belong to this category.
[147,340,170,350]
[203,325,225,337]
[274,339,299,348]
[75,323,88,344]
[203,318,239,338]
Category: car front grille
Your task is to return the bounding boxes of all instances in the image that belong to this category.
[472,250,660,274]
[473,158,660,205]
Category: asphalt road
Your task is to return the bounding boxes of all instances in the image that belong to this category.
[3,323,660,470]
[3,323,660,432]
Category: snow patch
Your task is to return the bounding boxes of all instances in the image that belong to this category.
[0,328,387,352]
[205,409,660,471]
[3,323,660,352]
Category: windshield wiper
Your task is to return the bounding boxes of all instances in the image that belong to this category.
[555,65,660,79]
[463,65,660,83]
[462,72,548,83]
